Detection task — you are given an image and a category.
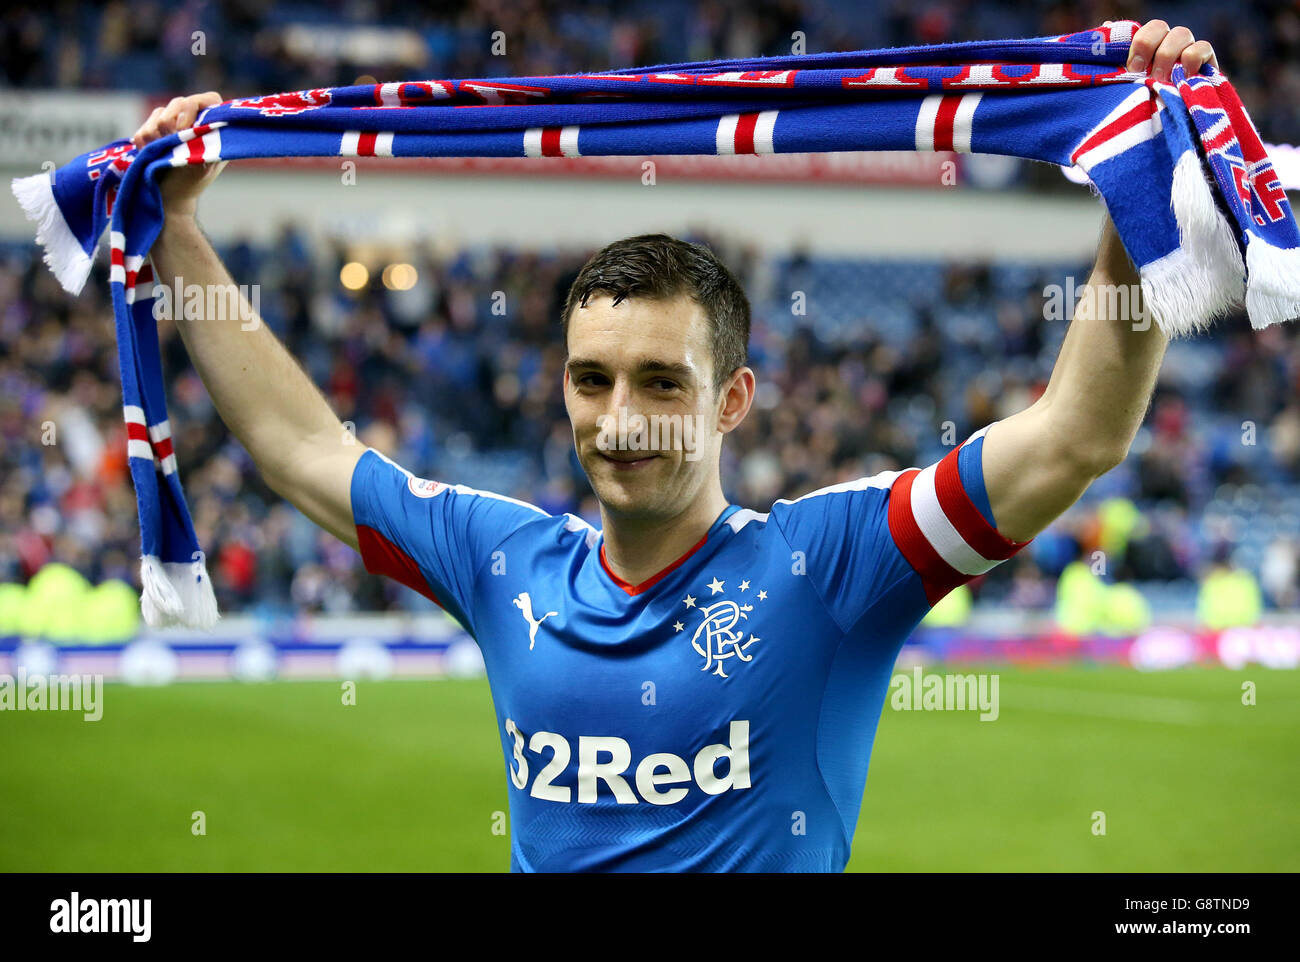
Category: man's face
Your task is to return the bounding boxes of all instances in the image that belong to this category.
[564,293,726,521]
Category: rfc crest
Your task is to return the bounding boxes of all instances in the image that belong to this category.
[674,577,768,678]
[229,88,332,116]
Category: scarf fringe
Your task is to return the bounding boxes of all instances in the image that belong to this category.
[140,555,220,630]
[1244,234,1300,330]
[1168,150,1246,329]
[10,173,93,295]
[1139,245,1220,338]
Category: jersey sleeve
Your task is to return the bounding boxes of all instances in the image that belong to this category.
[350,448,548,635]
[767,425,1031,636]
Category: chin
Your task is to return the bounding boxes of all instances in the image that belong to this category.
[590,479,662,518]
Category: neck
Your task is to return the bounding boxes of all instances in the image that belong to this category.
[599,481,730,589]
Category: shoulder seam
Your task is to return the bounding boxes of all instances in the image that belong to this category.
[464,511,595,636]
[765,503,850,635]
[768,482,897,635]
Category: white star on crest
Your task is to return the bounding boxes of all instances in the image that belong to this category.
[707,577,725,595]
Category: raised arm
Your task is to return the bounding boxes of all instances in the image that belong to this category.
[978,20,1219,542]
[980,214,1165,541]
[135,93,363,548]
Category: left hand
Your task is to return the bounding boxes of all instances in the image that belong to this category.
[1122,19,1218,81]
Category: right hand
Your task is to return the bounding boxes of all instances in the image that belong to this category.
[131,91,227,217]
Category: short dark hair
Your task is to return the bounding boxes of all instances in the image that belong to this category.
[561,234,750,394]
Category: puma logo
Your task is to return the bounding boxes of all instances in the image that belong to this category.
[513,592,557,650]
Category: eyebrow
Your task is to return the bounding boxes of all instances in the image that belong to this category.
[566,358,697,381]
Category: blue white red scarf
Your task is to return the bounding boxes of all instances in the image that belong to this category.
[12,19,1300,629]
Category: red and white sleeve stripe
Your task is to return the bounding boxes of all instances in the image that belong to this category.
[887,438,1029,605]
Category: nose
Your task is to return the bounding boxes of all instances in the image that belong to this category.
[605,374,633,420]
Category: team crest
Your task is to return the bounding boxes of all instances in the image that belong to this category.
[674,577,768,678]
[229,88,332,116]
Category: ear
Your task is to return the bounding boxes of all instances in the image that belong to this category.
[716,367,756,435]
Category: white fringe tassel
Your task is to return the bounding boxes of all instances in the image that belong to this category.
[1146,150,1247,337]
[9,173,95,295]
[1140,246,1219,338]
[140,554,221,630]
[1244,233,1300,330]
[1171,151,1246,318]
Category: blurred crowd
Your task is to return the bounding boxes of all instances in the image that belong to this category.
[3,222,1300,619]
[2,0,1300,622]
[1,0,1299,144]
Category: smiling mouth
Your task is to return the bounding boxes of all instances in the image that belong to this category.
[598,452,660,468]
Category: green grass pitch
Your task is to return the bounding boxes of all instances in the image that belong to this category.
[2,666,1296,871]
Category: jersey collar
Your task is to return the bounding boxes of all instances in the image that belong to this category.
[598,504,742,597]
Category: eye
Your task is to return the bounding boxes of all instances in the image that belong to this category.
[651,378,679,391]
[575,372,608,388]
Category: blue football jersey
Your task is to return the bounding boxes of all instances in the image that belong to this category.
[350,426,1028,871]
